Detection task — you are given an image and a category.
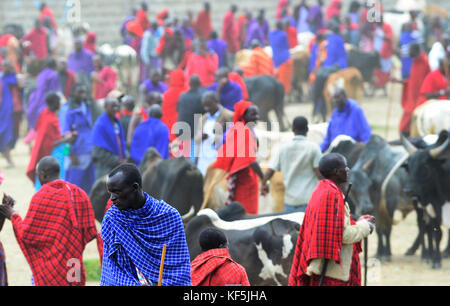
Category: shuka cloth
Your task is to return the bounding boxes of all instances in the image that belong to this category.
[0,242,7,286]
[93,66,117,100]
[26,108,62,182]
[418,68,448,106]
[91,112,126,159]
[195,10,213,40]
[288,179,362,286]
[130,117,170,164]
[100,192,192,286]
[213,100,259,214]
[191,248,250,286]
[221,11,239,54]
[208,81,243,111]
[11,180,99,286]
[0,73,17,153]
[269,29,291,68]
[228,72,249,100]
[242,47,274,77]
[322,33,347,69]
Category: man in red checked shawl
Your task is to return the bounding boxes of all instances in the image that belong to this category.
[191,228,250,286]
[212,100,265,215]
[0,156,102,286]
[289,153,375,286]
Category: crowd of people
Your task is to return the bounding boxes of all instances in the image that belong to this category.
[0,0,448,287]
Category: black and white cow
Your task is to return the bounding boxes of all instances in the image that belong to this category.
[185,205,304,286]
[401,131,450,269]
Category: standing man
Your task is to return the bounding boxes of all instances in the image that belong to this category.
[222,4,240,70]
[208,67,243,112]
[195,2,213,41]
[195,91,234,175]
[185,39,218,87]
[91,97,127,180]
[21,20,48,60]
[191,228,250,286]
[207,31,228,69]
[0,156,100,286]
[62,83,96,194]
[140,21,163,80]
[100,163,192,286]
[289,153,375,286]
[320,89,371,152]
[136,2,150,31]
[67,38,95,86]
[57,58,76,100]
[91,55,117,101]
[262,116,322,212]
[269,21,293,95]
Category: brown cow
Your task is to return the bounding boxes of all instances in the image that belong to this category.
[290,48,310,103]
[323,67,364,119]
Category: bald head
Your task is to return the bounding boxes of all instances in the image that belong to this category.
[104,97,120,119]
[318,153,348,183]
[148,104,163,119]
[37,156,60,185]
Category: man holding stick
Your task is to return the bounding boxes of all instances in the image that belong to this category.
[288,153,375,286]
[100,163,191,286]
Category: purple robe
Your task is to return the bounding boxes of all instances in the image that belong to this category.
[26,68,61,129]
[207,39,228,68]
[0,73,17,152]
[67,48,95,77]
[244,21,267,48]
[179,26,195,40]
[142,79,168,94]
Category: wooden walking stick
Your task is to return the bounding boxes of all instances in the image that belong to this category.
[158,244,167,286]
[364,237,368,286]
[385,82,394,139]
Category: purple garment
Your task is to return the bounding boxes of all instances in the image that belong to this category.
[26,68,61,129]
[308,5,324,33]
[142,79,168,94]
[121,15,136,44]
[0,73,17,152]
[67,48,95,77]
[207,39,228,68]
[244,21,267,48]
[179,26,195,40]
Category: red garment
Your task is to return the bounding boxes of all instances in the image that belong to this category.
[185,52,218,87]
[157,9,169,27]
[26,108,61,182]
[136,9,150,31]
[39,7,57,31]
[276,58,294,93]
[62,70,76,99]
[399,52,431,133]
[126,20,144,38]
[285,26,298,49]
[22,28,48,59]
[242,47,274,77]
[228,72,249,100]
[116,108,133,120]
[222,11,239,54]
[289,179,362,286]
[379,23,393,58]
[194,10,213,40]
[93,66,117,100]
[276,0,289,20]
[139,106,149,121]
[162,69,187,141]
[83,32,97,54]
[418,68,448,106]
[237,15,250,48]
[11,180,100,286]
[325,0,342,21]
[191,248,250,286]
[155,27,174,55]
[0,34,13,48]
[213,101,259,214]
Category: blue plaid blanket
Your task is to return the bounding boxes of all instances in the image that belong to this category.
[100,193,191,286]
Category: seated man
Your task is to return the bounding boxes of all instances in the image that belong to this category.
[320,89,371,152]
[100,163,191,286]
[130,104,170,165]
[91,97,127,180]
[208,67,243,111]
[191,228,250,286]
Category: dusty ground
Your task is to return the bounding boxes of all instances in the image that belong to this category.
[1,82,449,286]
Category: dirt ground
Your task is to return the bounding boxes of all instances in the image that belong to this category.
[0,82,449,286]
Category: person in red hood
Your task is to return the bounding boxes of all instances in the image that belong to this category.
[191,228,250,286]
[212,100,265,214]
[162,69,188,142]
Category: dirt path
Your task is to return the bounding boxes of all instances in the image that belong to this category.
[1,82,449,285]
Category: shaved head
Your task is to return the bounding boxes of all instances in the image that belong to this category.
[37,156,60,185]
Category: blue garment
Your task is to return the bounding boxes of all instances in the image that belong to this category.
[320,99,372,152]
[91,112,126,158]
[100,192,192,286]
[322,33,347,69]
[62,101,96,193]
[35,143,68,191]
[244,21,267,49]
[399,31,416,79]
[0,73,17,152]
[207,39,228,68]
[130,117,170,165]
[142,79,168,94]
[67,49,95,76]
[208,81,243,111]
[309,44,318,74]
[269,29,291,68]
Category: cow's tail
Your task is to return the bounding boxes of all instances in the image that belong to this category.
[275,81,290,131]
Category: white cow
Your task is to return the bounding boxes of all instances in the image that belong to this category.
[410,100,450,137]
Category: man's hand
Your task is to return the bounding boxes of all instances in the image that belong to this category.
[0,194,16,220]
[358,215,376,234]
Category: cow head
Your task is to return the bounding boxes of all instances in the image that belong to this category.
[401,134,450,206]
[348,168,374,216]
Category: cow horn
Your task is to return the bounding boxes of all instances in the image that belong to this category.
[429,138,450,159]
[400,134,418,155]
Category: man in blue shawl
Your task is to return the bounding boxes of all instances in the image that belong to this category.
[244,16,267,49]
[91,97,127,180]
[320,89,371,152]
[67,38,95,78]
[207,31,228,68]
[0,60,19,167]
[26,58,61,130]
[130,104,170,165]
[322,20,347,69]
[100,163,191,286]
[208,67,243,111]
[62,83,96,194]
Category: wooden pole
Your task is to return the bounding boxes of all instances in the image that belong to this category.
[158,244,167,286]
[385,82,394,139]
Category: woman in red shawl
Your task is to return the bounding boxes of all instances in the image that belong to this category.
[212,100,265,215]
[162,69,188,142]
[289,153,375,286]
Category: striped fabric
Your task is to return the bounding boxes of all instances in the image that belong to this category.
[100,192,191,286]
[244,48,274,77]
[0,242,7,286]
